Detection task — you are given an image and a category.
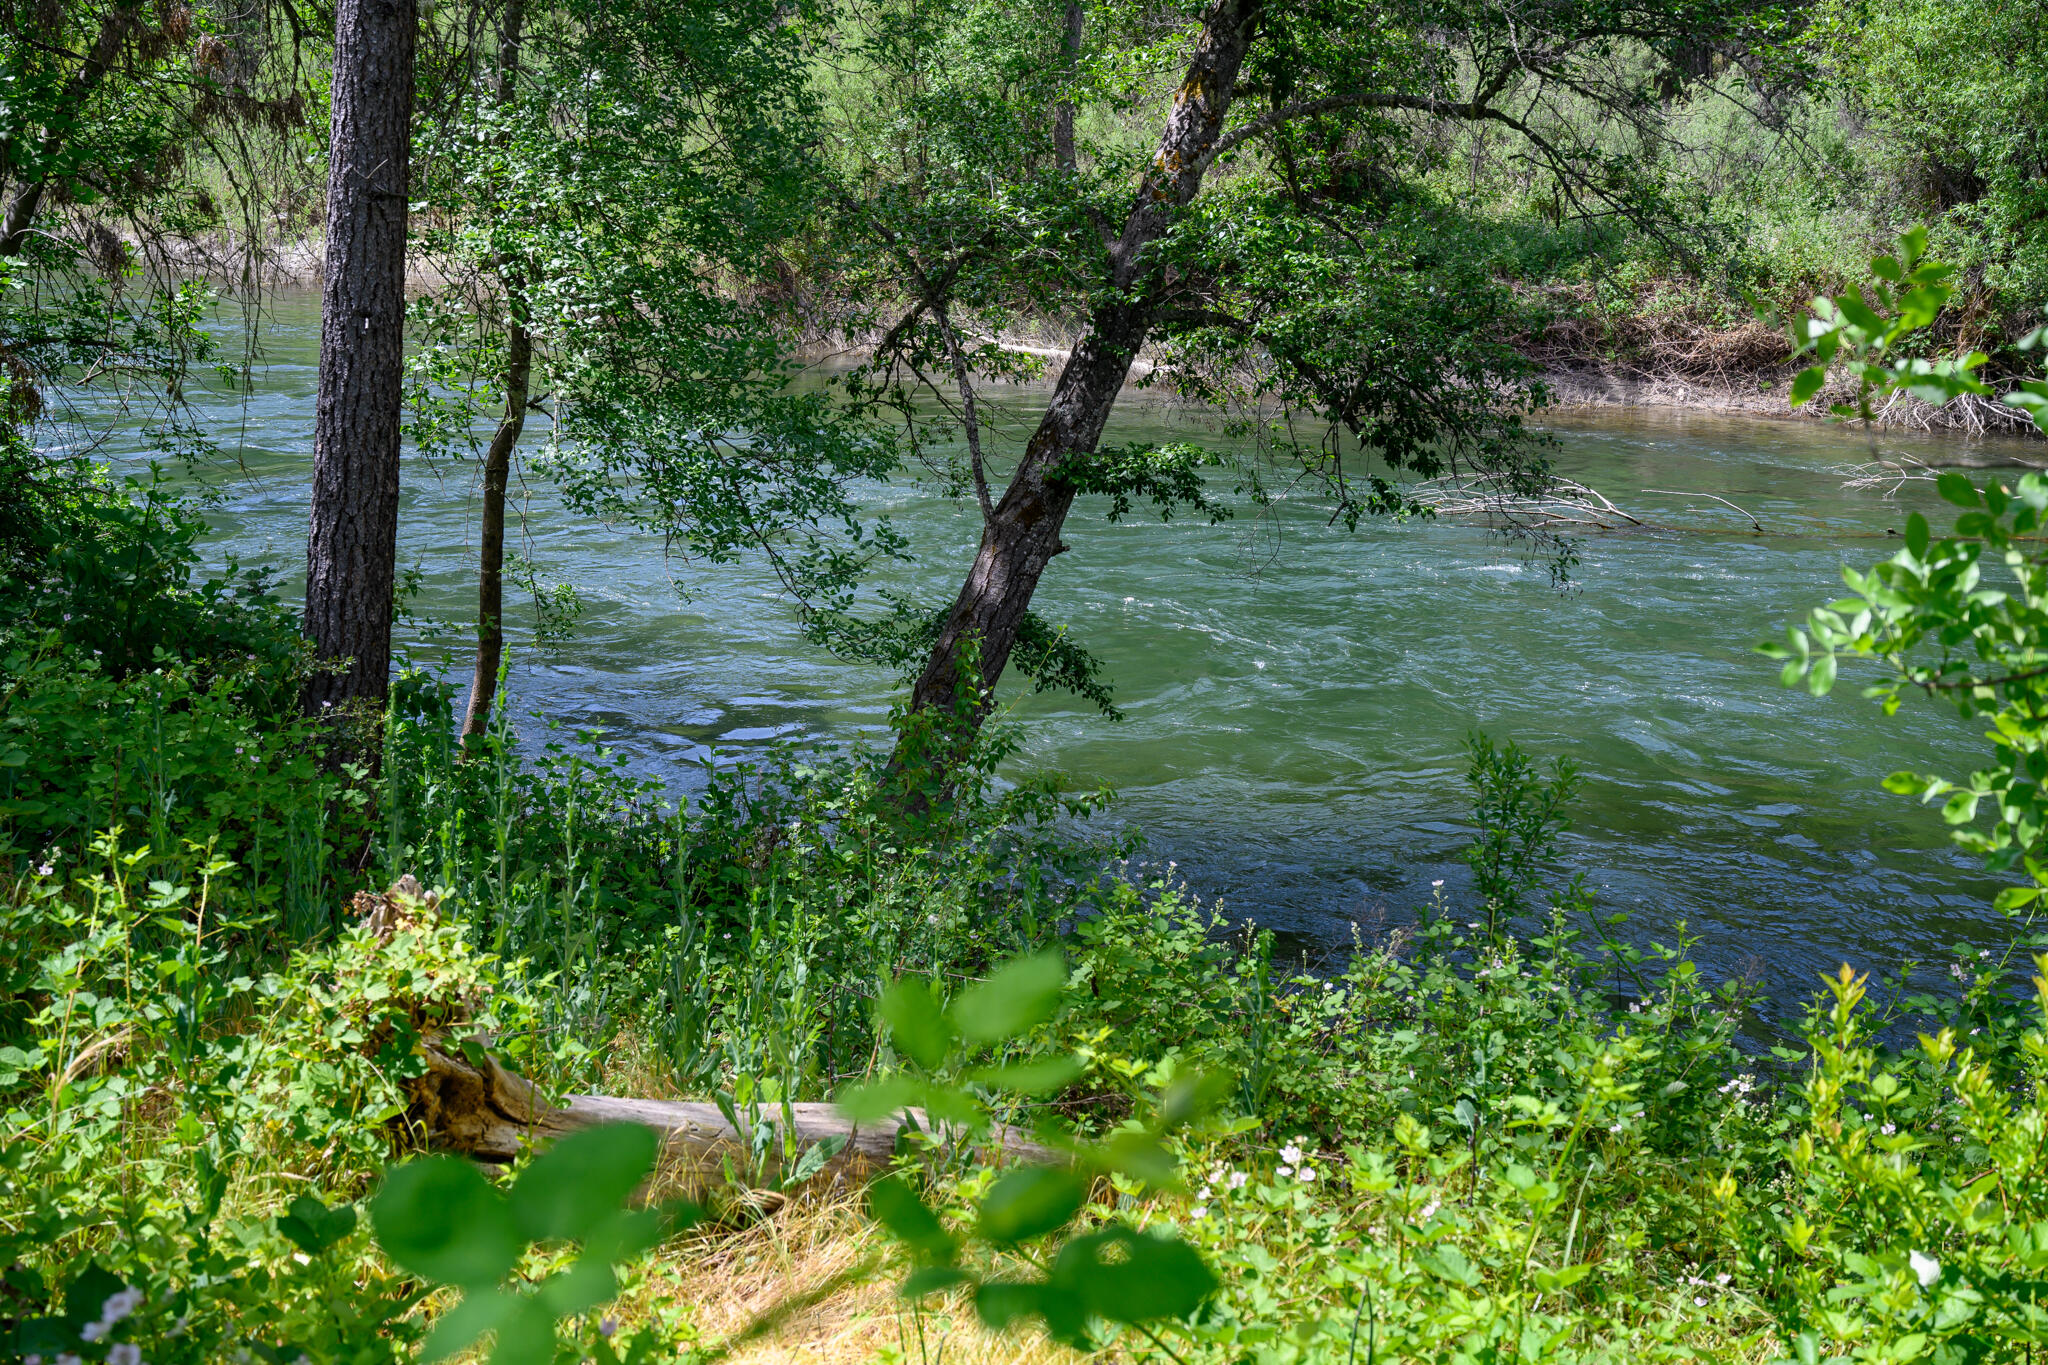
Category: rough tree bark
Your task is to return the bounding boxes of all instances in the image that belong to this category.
[905,0,1261,731]
[461,0,531,742]
[302,0,416,716]
[1052,0,1082,174]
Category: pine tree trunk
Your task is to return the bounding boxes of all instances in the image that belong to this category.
[905,0,1262,737]
[302,0,416,717]
[462,0,530,743]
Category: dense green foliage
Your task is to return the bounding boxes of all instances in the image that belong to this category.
[7,0,2048,1360]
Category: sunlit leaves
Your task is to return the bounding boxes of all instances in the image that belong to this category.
[370,1123,682,1365]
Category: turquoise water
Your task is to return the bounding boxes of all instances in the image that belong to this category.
[104,296,2048,1019]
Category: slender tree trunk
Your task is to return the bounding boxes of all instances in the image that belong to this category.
[0,3,140,256]
[904,0,1261,740]
[301,0,416,716]
[461,0,529,742]
[1052,0,1081,173]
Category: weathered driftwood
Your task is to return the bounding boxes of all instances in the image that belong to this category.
[353,875,1052,1187]
[410,1041,1052,1186]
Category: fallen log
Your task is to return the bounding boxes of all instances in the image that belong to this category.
[353,876,1052,1186]
[412,1039,1053,1186]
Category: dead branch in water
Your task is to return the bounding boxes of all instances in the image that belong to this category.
[1408,472,1647,532]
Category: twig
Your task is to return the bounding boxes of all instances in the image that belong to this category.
[1641,488,1763,532]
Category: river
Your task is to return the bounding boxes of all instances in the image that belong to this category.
[102,295,2047,1022]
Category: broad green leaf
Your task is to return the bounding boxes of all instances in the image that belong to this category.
[963,1055,1084,1095]
[835,1076,927,1123]
[510,1122,659,1244]
[950,951,1066,1043]
[867,1176,956,1265]
[1905,512,1930,558]
[278,1194,358,1256]
[1808,652,1837,696]
[975,1166,1089,1244]
[1053,1227,1217,1323]
[485,1295,561,1365]
[372,1158,523,1288]
[899,1266,971,1299]
[974,1279,1047,1332]
[878,978,953,1068]
[1790,366,1827,406]
[420,1287,519,1364]
[1937,472,1982,509]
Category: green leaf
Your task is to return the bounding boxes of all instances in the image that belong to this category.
[1808,652,1837,696]
[534,1255,619,1319]
[278,1194,358,1256]
[963,1055,1084,1095]
[421,1288,518,1364]
[1418,1244,1482,1286]
[949,952,1066,1044]
[900,1266,971,1299]
[485,1295,561,1365]
[867,1176,956,1265]
[974,1279,1048,1332]
[510,1122,659,1244]
[1790,366,1827,406]
[1905,512,1930,558]
[1937,472,1983,509]
[372,1158,523,1288]
[834,1076,927,1123]
[878,978,953,1068]
[1531,1261,1593,1291]
[975,1167,1090,1244]
[1052,1226,1217,1324]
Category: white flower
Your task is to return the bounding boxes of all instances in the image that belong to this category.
[1432,879,1444,888]
[82,1286,143,1342]
[1417,1199,1440,1220]
[1276,1164,1294,1179]
[1228,1171,1248,1191]
[1950,962,1967,981]
[1190,1205,1208,1219]
[1909,1250,1940,1287]
[1298,1165,1318,1182]
[1279,1143,1304,1166]
[37,863,52,877]
[1694,1296,1706,1306]
[1881,1123,1897,1136]
[107,1346,142,1365]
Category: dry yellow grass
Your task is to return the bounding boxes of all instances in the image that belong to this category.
[610,1189,1076,1365]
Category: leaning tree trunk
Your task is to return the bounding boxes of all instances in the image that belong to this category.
[904,0,1262,742]
[302,0,416,717]
[462,0,531,743]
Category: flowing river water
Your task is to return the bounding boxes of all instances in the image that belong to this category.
[101,295,2048,1023]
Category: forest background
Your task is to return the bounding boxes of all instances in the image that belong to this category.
[5,0,2048,1361]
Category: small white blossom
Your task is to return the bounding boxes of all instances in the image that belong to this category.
[82,1287,143,1342]
[1279,1143,1304,1166]
[1909,1250,1940,1286]
[1276,1165,1294,1179]
[1431,879,1444,888]
[1298,1165,1318,1183]
[1881,1123,1897,1136]
[107,1346,142,1365]
[1228,1171,1248,1191]
[1950,962,1967,981]
[37,863,52,877]
[1417,1199,1440,1220]
[1190,1205,1208,1219]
